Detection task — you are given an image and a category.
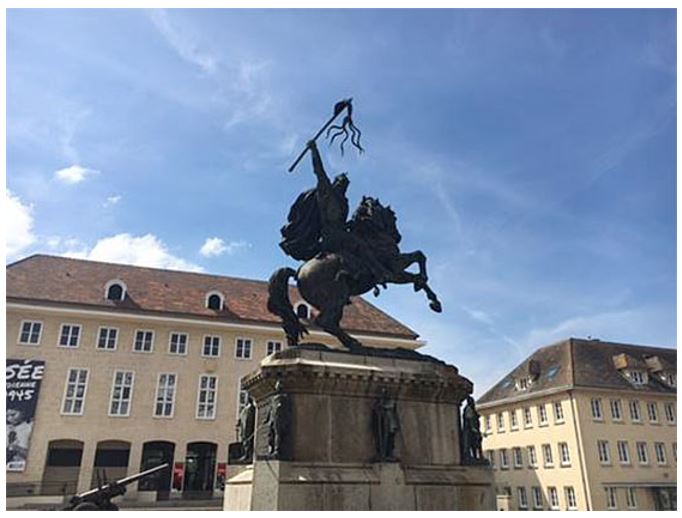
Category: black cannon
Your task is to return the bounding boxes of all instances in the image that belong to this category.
[63,463,169,510]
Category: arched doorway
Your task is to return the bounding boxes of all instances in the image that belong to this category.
[91,440,130,487]
[41,439,84,495]
[183,442,217,499]
[139,441,174,501]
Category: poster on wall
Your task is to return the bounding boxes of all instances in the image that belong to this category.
[6,359,45,472]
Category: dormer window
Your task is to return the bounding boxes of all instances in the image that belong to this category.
[660,372,676,388]
[516,377,530,391]
[295,303,310,319]
[206,292,224,311]
[628,370,647,385]
[104,280,127,301]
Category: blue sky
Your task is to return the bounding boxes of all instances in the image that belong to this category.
[6,9,676,395]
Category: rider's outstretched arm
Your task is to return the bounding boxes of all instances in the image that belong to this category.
[308,140,332,190]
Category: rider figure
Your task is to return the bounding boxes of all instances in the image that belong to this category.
[307,140,391,285]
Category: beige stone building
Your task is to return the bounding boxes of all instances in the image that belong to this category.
[6,254,422,505]
[477,338,677,511]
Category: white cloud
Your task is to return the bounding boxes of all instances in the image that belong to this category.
[148,9,217,74]
[63,233,202,272]
[104,195,122,207]
[199,237,250,258]
[54,165,100,185]
[6,190,37,259]
[461,306,494,326]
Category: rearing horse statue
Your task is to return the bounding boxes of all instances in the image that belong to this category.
[267,141,441,351]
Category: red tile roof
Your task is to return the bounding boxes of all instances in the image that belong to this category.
[7,255,418,339]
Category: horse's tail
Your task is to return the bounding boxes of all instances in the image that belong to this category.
[267,267,308,346]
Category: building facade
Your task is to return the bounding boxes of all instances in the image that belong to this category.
[477,338,676,511]
[6,255,423,504]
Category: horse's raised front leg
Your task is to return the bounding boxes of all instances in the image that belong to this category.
[390,251,442,313]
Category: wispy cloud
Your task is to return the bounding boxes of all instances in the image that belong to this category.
[199,237,251,258]
[6,189,37,260]
[54,164,100,184]
[148,9,217,74]
[62,233,203,272]
[103,195,122,207]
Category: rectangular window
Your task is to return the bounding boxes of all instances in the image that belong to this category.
[235,338,252,359]
[565,486,577,510]
[559,442,571,466]
[636,442,648,464]
[196,375,218,419]
[625,487,637,510]
[61,368,88,415]
[58,324,81,348]
[538,404,548,425]
[510,409,518,430]
[664,402,675,423]
[610,399,622,421]
[548,487,559,510]
[109,370,134,416]
[497,412,505,432]
[532,487,543,509]
[168,332,188,355]
[654,442,667,465]
[647,402,659,423]
[630,370,645,384]
[485,450,495,468]
[134,330,154,353]
[523,407,533,427]
[202,335,221,357]
[18,320,42,345]
[485,415,492,433]
[154,373,176,417]
[554,401,564,423]
[542,444,553,467]
[500,448,509,469]
[617,441,630,464]
[517,487,528,510]
[605,487,617,510]
[527,445,537,467]
[629,400,641,422]
[513,447,523,468]
[97,327,118,350]
[597,440,610,464]
[591,398,603,420]
[237,388,249,416]
[266,340,283,355]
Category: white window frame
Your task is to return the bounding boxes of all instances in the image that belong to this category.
[499,448,509,469]
[597,440,611,465]
[513,447,523,468]
[610,399,623,421]
[104,279,127,301]
[542,443,554,467]
[538,404,548,426]
[532,487,543,510]
[485,415,492,433]
[523,407,533,428]
[236,386,250,419]
[625,487,637,510]
[58,323,82,348]
[295,301,312,319]
[205,291,225,310]
[565,486,577,510]
[605,487,617,510]
[196,375,218,420]
[61,368,89,416]
[553,401,565,423]
[629,370,646,385]
[497,412,505,433]
[559,442,571,466]
[168,332,189,356]
[517,487,528,510]
[96,326,119,351]
[664,402,675,424]
[548,487,560,510]
[108,370,134,417]
[510,409,519,430]
[133,329,155,353]
[636,441,648,464]
[153,373,177,418]
[266,340,283,356]
[527,445,538,468]
[235,337,253,360]
[617,441,630,465]
[202,335,221,358]
[591,398,603,420]
[17,320,43,346]
[629,400,641,422]
[654,442,667,465]
[647,402,659,423]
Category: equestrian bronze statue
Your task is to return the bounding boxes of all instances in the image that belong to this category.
[268,100,441,351]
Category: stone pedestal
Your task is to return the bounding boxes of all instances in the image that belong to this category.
[224,345,494,511]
